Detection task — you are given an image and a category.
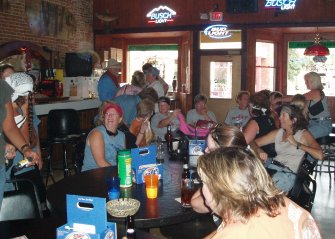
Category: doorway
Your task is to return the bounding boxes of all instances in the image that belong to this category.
[200,55,241,123]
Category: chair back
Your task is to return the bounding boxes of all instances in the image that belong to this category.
[288,154,317,212]
[47,109,81,140]
[0,179,43,221]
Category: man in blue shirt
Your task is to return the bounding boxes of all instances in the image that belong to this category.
[98,58,122,101]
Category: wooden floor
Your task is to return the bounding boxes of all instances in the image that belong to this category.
[46,161,335,239]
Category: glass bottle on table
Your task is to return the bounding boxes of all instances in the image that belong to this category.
[181,163,194,208]
[165,124,173,153]
[126,215,136,239]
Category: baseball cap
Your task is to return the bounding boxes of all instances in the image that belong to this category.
[103,102,123,117]
[5,73,33,102]
[158,96,171,105]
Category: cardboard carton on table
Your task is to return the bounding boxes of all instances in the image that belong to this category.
[131,145,163,184]
[57,194,117,239]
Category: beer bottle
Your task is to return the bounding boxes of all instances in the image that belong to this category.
[126,215,136,239]
[181,163,193,207]
[165,124,173,153]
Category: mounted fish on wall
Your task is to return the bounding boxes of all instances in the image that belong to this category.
[95,0,118,32]
[25,0,76,39]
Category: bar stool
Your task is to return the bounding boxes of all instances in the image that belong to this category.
[46,109,83,178]
[315,132,335,188]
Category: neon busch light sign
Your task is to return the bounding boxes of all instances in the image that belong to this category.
[204,25,232,40]
[265,0,297,10]
[146,6,176,24]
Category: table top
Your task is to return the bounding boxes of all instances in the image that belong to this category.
[47,158,199,229]
[0,217,159,239]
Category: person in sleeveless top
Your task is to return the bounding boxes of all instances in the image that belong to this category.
[254,104,323,192]
[82,102,125,172]
[276,72,332,139]
[243,91,277,159]
[198,147,321,239]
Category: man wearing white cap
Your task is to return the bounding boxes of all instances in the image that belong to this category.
[4,73,46,211]
[98,58,121,101]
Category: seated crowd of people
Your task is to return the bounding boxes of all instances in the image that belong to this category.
[1,63,328,237]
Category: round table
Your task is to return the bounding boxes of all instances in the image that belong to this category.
[46,158,199,229]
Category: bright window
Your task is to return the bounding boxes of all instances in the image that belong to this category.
[128,45,178,91]
[209,61,233,99]
[287,42,335,96]
[255,42,276,91]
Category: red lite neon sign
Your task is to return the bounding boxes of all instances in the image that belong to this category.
[146,6,176,24]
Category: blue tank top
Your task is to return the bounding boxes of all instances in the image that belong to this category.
[82,125,125,171]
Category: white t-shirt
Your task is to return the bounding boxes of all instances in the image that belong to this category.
[224,107,251,127]
[186,109,217,125]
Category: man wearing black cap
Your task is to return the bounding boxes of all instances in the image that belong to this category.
[151,96,181,140]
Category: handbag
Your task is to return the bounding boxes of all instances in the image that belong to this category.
[308,97,324,116]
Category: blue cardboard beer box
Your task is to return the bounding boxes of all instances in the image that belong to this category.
[188,139,206,167]
[131,145,163,184]
[57,195,117,239]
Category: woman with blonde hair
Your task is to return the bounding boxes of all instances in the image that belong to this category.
[191,125,247,225]
[115,70,145,97]
[199,147,321,239]
[277,71,332,139]
[129,99,155,147]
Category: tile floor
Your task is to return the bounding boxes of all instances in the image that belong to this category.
[46,161,335,239]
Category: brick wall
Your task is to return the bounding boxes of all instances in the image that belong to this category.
[0,0,93,67]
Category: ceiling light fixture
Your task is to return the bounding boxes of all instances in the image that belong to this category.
[304,33,330,63]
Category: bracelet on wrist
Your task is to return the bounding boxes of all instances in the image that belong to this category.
[20,143,30,152]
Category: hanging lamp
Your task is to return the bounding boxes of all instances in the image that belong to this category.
[304,33,330,63]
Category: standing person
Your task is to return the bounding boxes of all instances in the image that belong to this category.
[98,58,122,102]
[82,102,125,171]
[115,70,145,97]
[4,73,44,204]
[0,79,40,209]
[278,72,332,139]
[142,63,169,95]
[144,66,165,112]
[198,147,321,239]
[129,99,155,147]
[224,91,251,128]
[186,94,217,126]
[112,87,158,127]
[254,104,323,193]
[151,96,181,140]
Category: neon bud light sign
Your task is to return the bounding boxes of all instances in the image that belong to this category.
[265,0,297,10]
[146,6,176,24]
[204,25,232,40]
